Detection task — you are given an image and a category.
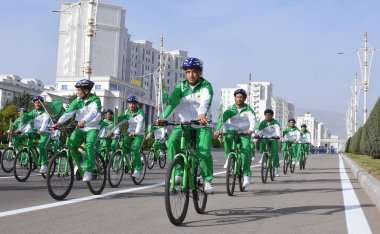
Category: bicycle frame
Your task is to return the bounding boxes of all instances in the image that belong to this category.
[225,132,244,176]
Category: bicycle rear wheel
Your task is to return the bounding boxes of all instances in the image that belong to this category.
[41,150,56,179]
[261,153,268,183]
[158,149,167,169]
[46,151,74,200]
[132,151,147,185]
[147,149,155,169]
[193,163,207,214]
[87,154,106,195]
[283,152,289,174]
[1,147,16,173]
[165,156,189,226]
[290,155,295,173]
[107,151,124,188]
[13,148,32,182]
[226,154,236,196]
[270,167,275,181]
[300,153,304,171]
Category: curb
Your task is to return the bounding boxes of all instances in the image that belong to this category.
[340,153,380,213]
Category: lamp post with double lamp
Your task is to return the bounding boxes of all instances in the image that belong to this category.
[339,32,376,124]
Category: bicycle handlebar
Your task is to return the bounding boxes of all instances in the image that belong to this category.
[155,120,212,127]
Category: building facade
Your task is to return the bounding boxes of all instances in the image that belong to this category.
[271,97,295,129]
[296,112,319,145]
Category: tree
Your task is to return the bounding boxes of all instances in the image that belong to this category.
[360,97,380,158]
[4,91,33,111]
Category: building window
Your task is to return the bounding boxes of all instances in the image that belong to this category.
[62,85,67,90]
[110,83,118,90]
[95,85,101,90]
[167,72,170,76]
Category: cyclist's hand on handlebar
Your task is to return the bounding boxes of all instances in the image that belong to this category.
[274,136,280,140]
[214,130,222,137]
[51,123,60,130]
[198,114,208,126]
[77,120,86,128]
[129,133,136,137]
[244,130,253,136]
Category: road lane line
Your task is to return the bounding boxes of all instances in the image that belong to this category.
[338,154,372,234]
[0,173,42,180]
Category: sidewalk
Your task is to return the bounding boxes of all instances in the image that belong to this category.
[341,153,380,213]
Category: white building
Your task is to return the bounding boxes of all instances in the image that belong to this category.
[271,97,295,129]
[296,112,319,145]
[220,82,272,122]
[317,122,325,147]
[53,2,188,125]
[0,74,45,109]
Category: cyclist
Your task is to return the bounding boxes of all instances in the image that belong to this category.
[214,88,256,188]
[157,57,214,194]
[21,96,51,174]
[52,79,102,182]
[297,124,311,165]
[257,109,281,176]
[10,108,28,150]
[117,96,145,178]
[281,118,300,166]
[99,109,115,153]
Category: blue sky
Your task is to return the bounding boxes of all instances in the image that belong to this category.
[0,0,379,137]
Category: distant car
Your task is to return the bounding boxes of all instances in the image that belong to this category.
[310,146,326,154]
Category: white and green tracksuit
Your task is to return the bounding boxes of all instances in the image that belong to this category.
[57,94,102,172]
[23,108,51,166]
[216,103,256,176]
[282,126,300,159]
[298,130,311,159]
[161,77,214,182]
[99,119,115,152]
[257,118,281,168]
[118,108,145,171]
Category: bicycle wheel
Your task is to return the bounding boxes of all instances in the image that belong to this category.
[270,167,275,181]
[261,153,268,183]
[300,153,304,171]
[107,151,124,188]
[158,149,167,169]
[101,149,110,167]
[46,151,74,200]
[226,154,236,196]
[41,150,56,179]
[283,151,289,175]
[193,163,207,214]
[1,147,16,173]
[164,156,189,226]
[147,149,155,169]
[87,153,106,195]
[239,163,245,192]
[290,155,295,173]
[132,151,147,185]
[13,148,32,182]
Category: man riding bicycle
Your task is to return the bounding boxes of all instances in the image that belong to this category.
[257,109,281,177]
[281,118,300,166]
[52,79,102,182]
[214,88,256,188]
[157,57,214,194]
[99,109,115,153]
[117,96,145,178]
[297,124,311,165]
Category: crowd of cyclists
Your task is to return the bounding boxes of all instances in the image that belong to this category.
[1,57,312,224]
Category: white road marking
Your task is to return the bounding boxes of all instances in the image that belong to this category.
[338,154,372,234]
[0,173,41,180]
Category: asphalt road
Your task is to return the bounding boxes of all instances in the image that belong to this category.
[1,149,379,234]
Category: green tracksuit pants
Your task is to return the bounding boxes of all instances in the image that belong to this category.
[224,134,252,176]
[282,141,297,160]
[123,134,144,171]
[297,143,310,160]
[260,139,280,168]
[38,133,50,166]
[167,126,213,182]
[70,129,99,172]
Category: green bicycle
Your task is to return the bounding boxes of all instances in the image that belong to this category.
[106,126,147,188]
[223,131,246,196]
[46,126,106,200]
[162,120,209,226]
[258,136,278,183]
[1,132,22,173]
[299,143,308,170]
[147,137,167,169]
[283,142,296,174]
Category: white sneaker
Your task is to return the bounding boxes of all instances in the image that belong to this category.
[204,181,214,194]
[74,166,79,175]
[223,159,228,169]
[275,168,280,177]
[243,176,251,188]
[296,162,300,166]
[292,158,296,165]
[175,175,182,184]
[39,165,48,174]
[132,170,141,178]
[259,157,263,164]
[83,171,92,182]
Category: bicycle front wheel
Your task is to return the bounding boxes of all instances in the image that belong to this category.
[300,153,304,171]
[87,153,106,195]
[46,151,74,200]
[13,148,32,182]
[239,161,245,192]
[1,147,16,173]
[261,153,268,183]
[193,163,207,214]
[147,149,155,169]
[41,150,56,179]
[164,156,189,226]
[158,149,167,169]
[132,151,147,185]
[107,151,124,188]
[283,152,289,174]
[226,154,236,196]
